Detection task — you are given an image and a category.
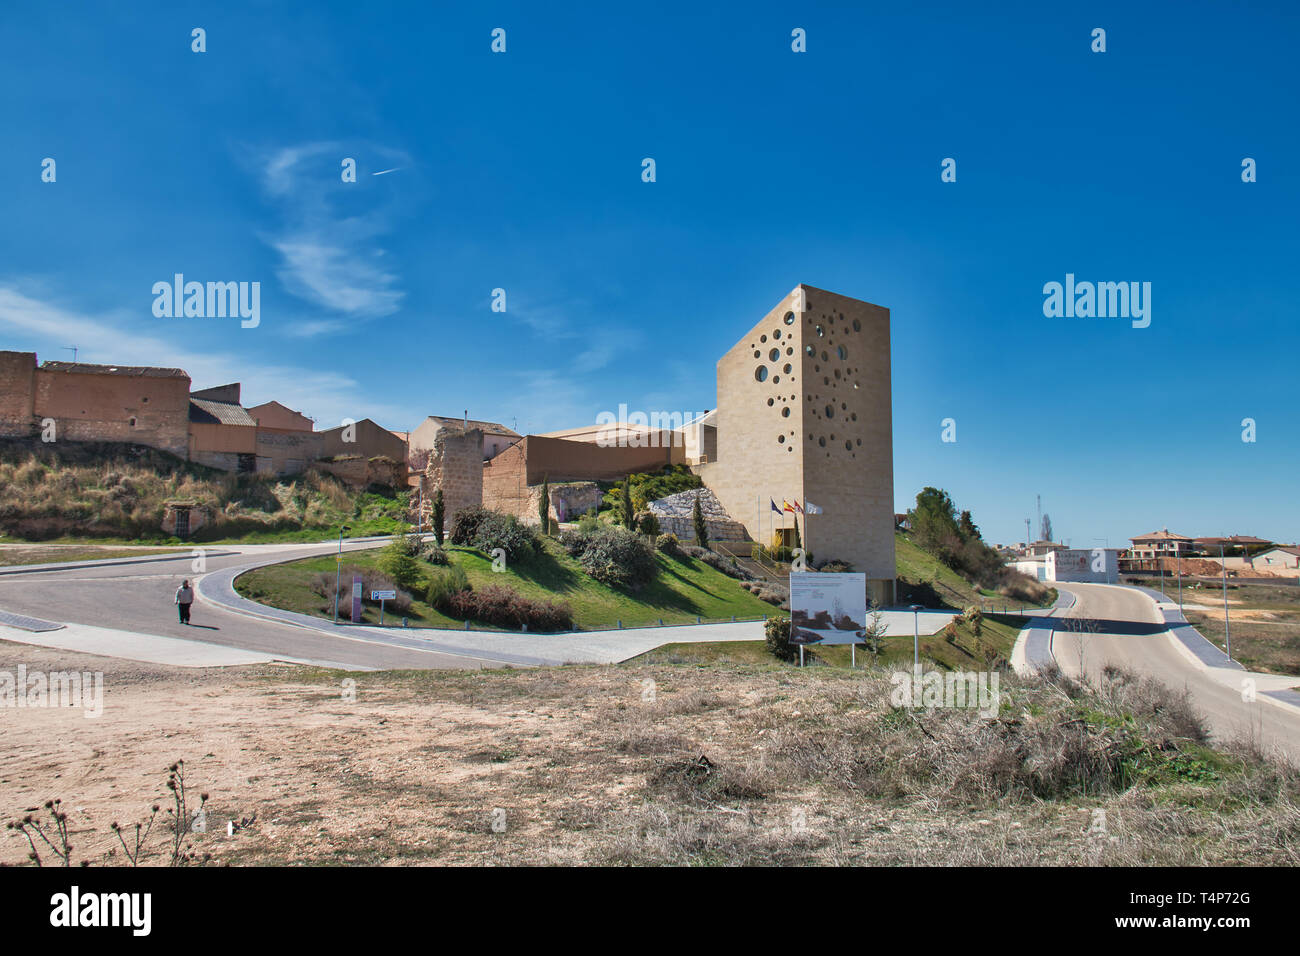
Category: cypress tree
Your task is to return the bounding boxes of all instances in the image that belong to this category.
[621,476,635,530]
[538,475,550,534]
[432,487,445,546]
[693,491,709,549]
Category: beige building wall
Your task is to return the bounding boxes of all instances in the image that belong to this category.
[708,285,895,605]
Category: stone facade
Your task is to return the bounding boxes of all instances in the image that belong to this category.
[704,285,896,605]
[648,487,750,543]
[419,427,484,535]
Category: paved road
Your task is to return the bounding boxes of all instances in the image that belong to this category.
[0,540,501,670]
[1048,582,1300,762]
[0,539,961,671]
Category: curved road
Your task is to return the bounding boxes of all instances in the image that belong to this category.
[1048,582,1300,762]
[0,540,506,670]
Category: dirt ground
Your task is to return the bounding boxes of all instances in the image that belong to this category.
[3,639,1298,867]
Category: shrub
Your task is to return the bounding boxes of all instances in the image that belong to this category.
[378,534,424,591]
[431,488,445,545]
[682,545,753,581]
[451,507,541,561]
[817,560,854,573]
[943,619,960,643]
[425,564,470,608]
[441,584,573,632]
[311,565,413,614]
[560,524,658,591]
[962,605,984,636]
[764,616,798,663]
[449,506,490,547]
[636,511,660,537]
[655,532,681,557]
[419,539,449,565]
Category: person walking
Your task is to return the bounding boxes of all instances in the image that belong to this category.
[175,579,194,624]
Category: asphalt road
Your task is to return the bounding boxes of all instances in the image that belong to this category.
[0,541,499,670]
[1050,582,1300,762]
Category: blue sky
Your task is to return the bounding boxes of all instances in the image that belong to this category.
[2,1,1297,547]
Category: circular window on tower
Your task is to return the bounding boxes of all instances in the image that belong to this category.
[773,329,781,339]
[781,406,791,418]
[768,348,779,361]
[784,311,795,325]
[783,363,792,374]
[815,325,825,337]
[805,345,815,356]
[852,318,861,331]
[837,345,848,360]
[755,366,768,382]
[825,405,835,419]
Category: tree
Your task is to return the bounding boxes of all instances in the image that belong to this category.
[1040,513,1053,543]
[793,514,803,550]
[692,491,709,549]
[859,604,887,657]
[432,488,445,546]
[620,476,635,531]
[958,509,979,542]
[907,487,961,563]
[538,475,550,534]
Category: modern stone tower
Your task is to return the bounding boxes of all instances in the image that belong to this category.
[702,285,896,605]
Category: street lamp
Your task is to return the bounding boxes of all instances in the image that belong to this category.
[332,524,352,623]
[1220,543,1232,660]
[910,605,923,670]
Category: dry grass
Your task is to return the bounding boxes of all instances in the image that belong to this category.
[2,640,1298,866]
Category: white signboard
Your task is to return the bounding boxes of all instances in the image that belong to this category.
[370,590,397,601]
[789,572,867,645]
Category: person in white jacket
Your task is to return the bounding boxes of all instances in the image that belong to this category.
[175,580,194,624]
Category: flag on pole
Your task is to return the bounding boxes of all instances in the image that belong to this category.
[769,498,782,514]
[804,500,824,514]
[782,499,795,513]
[793,500,804,514]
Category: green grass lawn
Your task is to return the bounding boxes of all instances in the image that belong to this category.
[235,538,778,631]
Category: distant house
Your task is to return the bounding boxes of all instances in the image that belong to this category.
[1129,529,1194,559]
[1194,535,1274,556]
[1255,546,1300,570]
[188,384,259,472]
[319,418,408,462]
[410,415,519,465]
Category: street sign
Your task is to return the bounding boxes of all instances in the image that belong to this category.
[370,590,397,600]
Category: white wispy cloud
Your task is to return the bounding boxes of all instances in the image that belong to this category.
[0,286,411,430]
[249,141,413,321]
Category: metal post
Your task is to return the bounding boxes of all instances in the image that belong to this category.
[1221,543,1231,659]
[332,524,350,623]
[1176,552,1182,610]
[911,605,922,669]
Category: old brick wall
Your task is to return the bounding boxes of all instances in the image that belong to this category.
[256,428,324,475]
[32,367,191,457]
[0,352,36,438]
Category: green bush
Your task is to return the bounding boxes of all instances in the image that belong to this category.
[636,511,661,536]
[425,564,470,608]
[764,616,798,663]
[378,534,424,590]
[450,507,541,561]
[559,525,658,591]
[655,532,681,557]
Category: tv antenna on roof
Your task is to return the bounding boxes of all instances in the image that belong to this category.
[64,346,79,363]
